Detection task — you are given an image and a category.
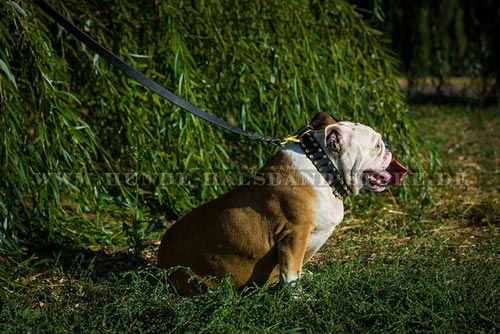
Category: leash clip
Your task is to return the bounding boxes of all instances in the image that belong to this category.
[279,125,314,146]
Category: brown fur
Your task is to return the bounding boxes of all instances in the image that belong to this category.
[157,152,318,295]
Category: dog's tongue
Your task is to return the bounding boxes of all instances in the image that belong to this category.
[380,160,408,186]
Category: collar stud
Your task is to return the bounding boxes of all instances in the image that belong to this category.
[300,132,351,200]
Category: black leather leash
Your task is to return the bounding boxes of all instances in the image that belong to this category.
[33,0,285,146]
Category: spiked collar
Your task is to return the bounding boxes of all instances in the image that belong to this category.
[299,130,352,200]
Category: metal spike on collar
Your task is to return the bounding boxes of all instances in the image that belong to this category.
[300,132,351,200]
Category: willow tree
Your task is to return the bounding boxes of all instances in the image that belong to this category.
[1,0,428,254]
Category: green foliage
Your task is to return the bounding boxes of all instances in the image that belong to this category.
[1,0,428,253]
[2,251,499,333]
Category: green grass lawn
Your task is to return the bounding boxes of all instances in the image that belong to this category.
[1,104,499,333]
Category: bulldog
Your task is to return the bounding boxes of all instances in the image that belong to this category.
[157,113,407,295]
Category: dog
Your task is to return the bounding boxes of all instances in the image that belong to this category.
[157,112,407,295]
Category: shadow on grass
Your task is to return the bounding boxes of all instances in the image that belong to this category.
[23,242,155,281]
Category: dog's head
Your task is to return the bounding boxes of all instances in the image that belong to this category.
[311,113,407,195]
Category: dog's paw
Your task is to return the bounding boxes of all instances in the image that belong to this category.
[284,284,313,301]
[279,279,314,301]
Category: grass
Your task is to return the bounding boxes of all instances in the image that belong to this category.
[1,104,499,333]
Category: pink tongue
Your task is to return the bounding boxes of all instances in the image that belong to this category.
[384,159,408,186]
[371,160,408,187]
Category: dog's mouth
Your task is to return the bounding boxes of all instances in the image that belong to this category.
[362,160,408,191]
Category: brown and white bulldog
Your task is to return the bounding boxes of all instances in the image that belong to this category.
[157,113,407,295]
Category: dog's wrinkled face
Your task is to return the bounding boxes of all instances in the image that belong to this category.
[323,121,401,195]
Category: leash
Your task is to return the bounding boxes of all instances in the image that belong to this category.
[33,0,294,146]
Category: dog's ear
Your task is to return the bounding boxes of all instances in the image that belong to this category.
[324,124,353,155]
[310,112,338,132]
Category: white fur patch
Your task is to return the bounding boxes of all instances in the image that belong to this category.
[281,142,344,264]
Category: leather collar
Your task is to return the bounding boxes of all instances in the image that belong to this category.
[300,131,351,200]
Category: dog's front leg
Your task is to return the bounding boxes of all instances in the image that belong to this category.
[277,225,312,288]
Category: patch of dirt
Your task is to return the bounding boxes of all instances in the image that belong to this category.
[466,199,500,227]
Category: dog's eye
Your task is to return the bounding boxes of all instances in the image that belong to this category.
[375,142,385,153]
